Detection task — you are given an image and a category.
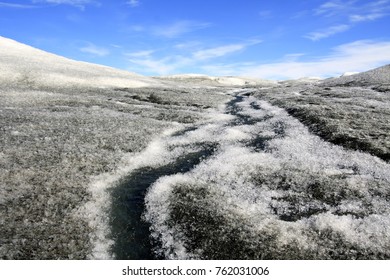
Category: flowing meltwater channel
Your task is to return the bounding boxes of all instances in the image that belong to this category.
[108,90,254,259]
[109,144,217,259]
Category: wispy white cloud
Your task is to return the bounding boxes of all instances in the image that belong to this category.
[304,24,350,41]
[126,0,139,7]
[366,0,390,11]
[283,53,306,62]
[193,40,262,60]
[315,0,390,17]
[32,0,97,9]
[213,40,390,80]
[0,2,35,8]
[128,56,192,75]
[110,44,123,49]
[126,50,155,58]
[307,0,390,40]
[174,41,202,50]
[349,13,385,22]
[193,44,248,60]
[314,1,353,17]
[126,40,261,75]
[126,20,210,39]
[152,20,211,38]
[125,48,182,75]
[80,43,109,56]
[348,0,390,22]
[2,0,98,9]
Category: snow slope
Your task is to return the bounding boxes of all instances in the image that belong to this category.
[0,36,159,89]
[322,64,390,86]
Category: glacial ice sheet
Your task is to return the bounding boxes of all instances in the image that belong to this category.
[143,94,390,259]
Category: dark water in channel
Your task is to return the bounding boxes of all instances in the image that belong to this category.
[109,144,217,259]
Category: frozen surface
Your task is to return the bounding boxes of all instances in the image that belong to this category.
[253,81,390,162]
[144,94,390,259]
[0,84,229,259]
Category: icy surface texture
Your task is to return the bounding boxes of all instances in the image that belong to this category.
[253,83,390,162]
[144,95,390,259]
[0,82,229,259]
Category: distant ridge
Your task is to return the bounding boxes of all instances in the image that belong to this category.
[155,74,276,87]
[322,64,390,86]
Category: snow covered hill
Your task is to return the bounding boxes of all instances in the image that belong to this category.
[0,36,160,89]
[322,64,390,86]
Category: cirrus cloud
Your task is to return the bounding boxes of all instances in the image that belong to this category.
[306,0,390,41]
[0,2,35,8]
[152,20,211,38]
[126,0,139,7]
[32,0,98,9]
[80,43,109,57]
[304,24,351,41]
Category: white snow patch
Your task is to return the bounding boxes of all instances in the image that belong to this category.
[341,72,360,77]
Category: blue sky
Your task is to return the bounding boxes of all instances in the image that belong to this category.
[1,0,390,79]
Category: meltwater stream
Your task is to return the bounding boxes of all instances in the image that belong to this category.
[109,144,217,259]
